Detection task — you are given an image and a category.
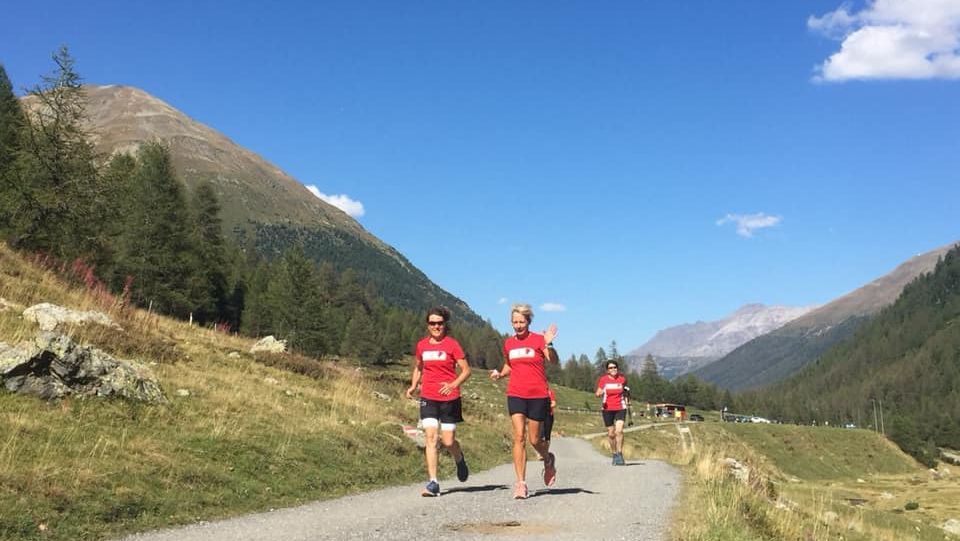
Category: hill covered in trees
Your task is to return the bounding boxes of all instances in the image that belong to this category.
[696,243,954,390]
[0,49,501,364]
[739,243,960,465]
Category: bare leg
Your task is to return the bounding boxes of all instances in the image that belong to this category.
[614,419,625,454]
[441,430,462,462]
[424,425,439,480]
[607,425,617,454]
[526,419,549,459]
[510,413,528,481]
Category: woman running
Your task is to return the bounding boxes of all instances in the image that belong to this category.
[596,360,629,465]
[405,306,471,496]
[490,303,558,499]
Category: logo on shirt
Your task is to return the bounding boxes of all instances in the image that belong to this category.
[508,347,535,360]
[422,350,448,361]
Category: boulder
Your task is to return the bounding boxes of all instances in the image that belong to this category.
[942,519,960,535]
[0,332,164,402]
[250,336,286,354]
[22,303,120,332]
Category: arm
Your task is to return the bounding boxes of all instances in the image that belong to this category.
[439,357,472,395]
[405,359,423,399]
[491,358,512,380]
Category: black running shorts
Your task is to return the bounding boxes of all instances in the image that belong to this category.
[602,409,627,427]
[419,397,464,424]
[507,396,550,422]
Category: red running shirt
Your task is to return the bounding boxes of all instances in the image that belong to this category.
[596,374,627,411]
[503,332,549,399]
[415,336,465,401]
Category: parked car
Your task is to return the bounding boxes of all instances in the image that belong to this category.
[689,414,704,422]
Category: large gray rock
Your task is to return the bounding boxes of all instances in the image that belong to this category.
[0,332,165,402]
[22,303,120,332]
[250,336,286,354]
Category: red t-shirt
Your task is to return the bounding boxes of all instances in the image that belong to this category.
[415,336,465,401]
[597,374,627,411]
[503,332,549,399]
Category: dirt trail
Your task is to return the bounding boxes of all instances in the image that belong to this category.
[120,436,680,541]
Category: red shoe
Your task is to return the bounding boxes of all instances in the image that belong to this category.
[543,452,557,486]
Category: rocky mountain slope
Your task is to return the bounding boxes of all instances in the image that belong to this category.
[695,241,957,390]
[625,303,815,379]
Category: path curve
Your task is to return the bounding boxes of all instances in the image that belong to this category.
[120,437,680,541]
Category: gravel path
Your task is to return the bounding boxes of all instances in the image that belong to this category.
[120,436,680,541]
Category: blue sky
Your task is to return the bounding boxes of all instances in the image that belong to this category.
[4,1,959,360]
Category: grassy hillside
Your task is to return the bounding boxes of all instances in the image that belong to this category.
[608,420,958,541]
[0,242,598,540]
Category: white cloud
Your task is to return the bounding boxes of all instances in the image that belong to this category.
[716,213,783,238]
[540,303,567,312]
[809,0,960,81]
[306,185,365,218]
[497,297,509,305]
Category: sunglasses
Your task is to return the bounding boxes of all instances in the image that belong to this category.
[427,321,446,327]
[607,366,618,370]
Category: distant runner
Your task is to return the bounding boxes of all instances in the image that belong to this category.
[405,306,472,496]
[596,360,628,465]
[490,303,558,499]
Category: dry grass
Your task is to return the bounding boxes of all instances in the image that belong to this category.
[0,243,530,540]
[615,421,960,541]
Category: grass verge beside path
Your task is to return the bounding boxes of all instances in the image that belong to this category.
[597,419,960,540]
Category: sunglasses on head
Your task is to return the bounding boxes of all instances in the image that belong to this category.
[428,321,445,327]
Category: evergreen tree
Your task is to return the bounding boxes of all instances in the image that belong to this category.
[190,182,230,324]
[0,64,26,235]
[10,47,105,259]
[594,347,608,373]
[123,141,197,317]
[340,305,379,363]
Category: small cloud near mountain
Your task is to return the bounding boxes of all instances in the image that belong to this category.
[809,0,960,81]
[716,213,782,238]
[306,186,365,218]
[540,303,567,312]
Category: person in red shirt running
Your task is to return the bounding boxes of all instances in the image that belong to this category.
[405,306,472,497]
[596,360,629,465]
[539,385,557,454]
[490,303,558,499]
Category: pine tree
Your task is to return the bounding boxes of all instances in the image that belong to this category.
[11,47,104,258]
[190,182,229,324]
[123,141,197,317]
[0,64,26,236]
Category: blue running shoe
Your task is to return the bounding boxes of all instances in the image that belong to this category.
[456,454,469,482]
[421,480,440,497]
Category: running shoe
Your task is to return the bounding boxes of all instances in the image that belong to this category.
[513,480,528,500]
[612,453,618,465]
[421,480,440,497]
[615,453,626,466]
[543,452,557,486]
[456,453,469,482]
